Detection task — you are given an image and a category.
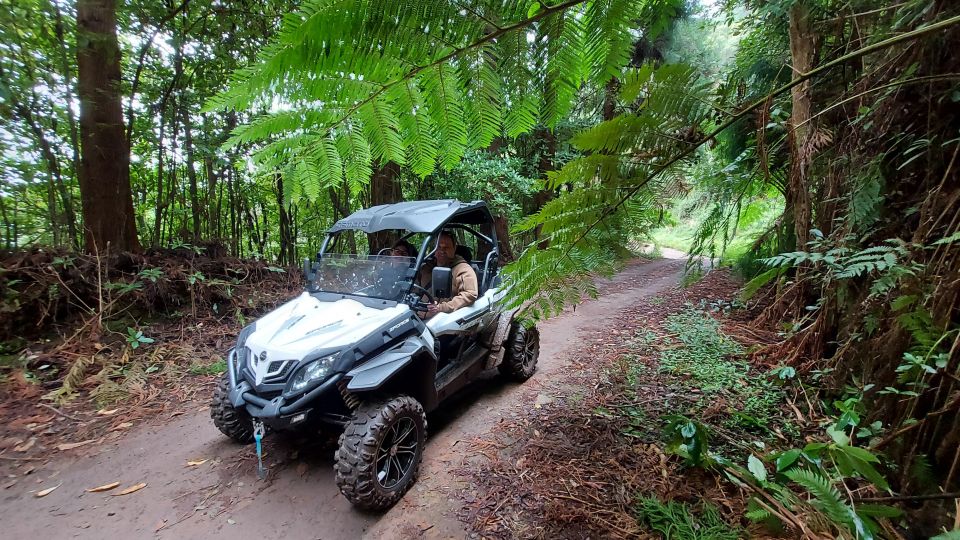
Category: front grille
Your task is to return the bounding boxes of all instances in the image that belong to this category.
[263,360,296,383]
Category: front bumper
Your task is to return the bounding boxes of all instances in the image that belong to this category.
[226,351,343,426]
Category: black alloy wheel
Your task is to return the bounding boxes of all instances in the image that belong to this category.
[375,417,419,489]
[335,395,427,510]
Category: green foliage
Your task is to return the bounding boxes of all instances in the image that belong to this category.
[210,0,675,199]
[635,497,741,540]
[125,327,155,350]
[784,468,864,534]
[725,400,899,540]
[504,62,713,319]
[425,150,537,220]
[663,415,711,467]
[660,308,742,392]
[189,358,227,376]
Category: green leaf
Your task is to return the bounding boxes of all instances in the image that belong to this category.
[856,504,902,518]
[747,455,767,482]
[827,425,851,445]
[776,449,802,472]
[932,231,960,246]
[836,445,880,463]
[527,1,543,18]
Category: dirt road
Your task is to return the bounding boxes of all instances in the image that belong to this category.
[0,254,687,540]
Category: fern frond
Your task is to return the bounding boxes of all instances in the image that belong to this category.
[583,0,640,82]
[542,10,585,127]
[210,0,656,198]
[784,468,871,539]
[387,80,438,176]
[336,129,373,189]
[421,64,468,170]
[358,95,406,165]
[460,44,503,149]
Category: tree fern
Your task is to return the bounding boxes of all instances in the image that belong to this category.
[336,130,373,191]
[358,96,406,165]
[209,0,676,189]
[541,10,585,127]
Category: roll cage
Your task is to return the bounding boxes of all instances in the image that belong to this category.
[307,200,500,304]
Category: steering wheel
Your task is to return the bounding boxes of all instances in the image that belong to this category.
[376,247,394,256]
[407,283,435,311]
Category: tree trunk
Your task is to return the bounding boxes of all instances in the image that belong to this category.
[787,0,815,250]
[531,128,557,248]
[76,0,140,253]
[368,161,403,253]
[153,115,166,245]
[53,3,80,248]
[602,77,619,121]
[46,173,60,246]
[183,107,201,240]
[204,152,217,237]
[227,166,238,255]
[0,195,11,250]
[275,174,295,265]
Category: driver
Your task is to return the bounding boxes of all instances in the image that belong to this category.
[425,231,478,318]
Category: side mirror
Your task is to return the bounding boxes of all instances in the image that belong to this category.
[432,266,453,299]
[302,258,312,281]
[303,258,319,288]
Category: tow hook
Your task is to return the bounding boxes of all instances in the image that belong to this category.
[253,419,267,480]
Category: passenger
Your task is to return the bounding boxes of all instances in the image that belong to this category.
[425,231,478,317]
[377,239,417,298]
[390,239,417,259]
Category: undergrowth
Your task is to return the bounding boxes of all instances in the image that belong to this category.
[189,358,227,376]
[656,307,790,436]
[635,497,742,540]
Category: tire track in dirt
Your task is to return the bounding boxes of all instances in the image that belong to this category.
[0,254,687,540]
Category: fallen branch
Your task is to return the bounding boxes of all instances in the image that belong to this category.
[855,491,960,503]
[37,403,84,422]
[0,455,46,461]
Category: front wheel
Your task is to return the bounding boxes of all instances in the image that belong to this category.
[335,395,427,510]
[210,372,254,443]
[499,323,540,382]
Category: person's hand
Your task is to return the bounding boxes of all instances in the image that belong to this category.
[426,303,441,316]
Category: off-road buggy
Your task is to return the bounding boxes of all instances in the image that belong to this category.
[211,199,539,509]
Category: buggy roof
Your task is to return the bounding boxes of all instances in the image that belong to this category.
[328,199,490,234]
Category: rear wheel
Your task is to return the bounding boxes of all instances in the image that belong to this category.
[499,323,540,381]
[210,372,254,443]
[335,395,426,510]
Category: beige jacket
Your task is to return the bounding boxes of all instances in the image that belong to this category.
[435,256,479,313]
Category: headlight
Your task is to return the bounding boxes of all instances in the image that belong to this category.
[288,354,337,393]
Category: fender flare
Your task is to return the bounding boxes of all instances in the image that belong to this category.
[345,335,434,392]
[490,307,519,350]
[483,307,519,369]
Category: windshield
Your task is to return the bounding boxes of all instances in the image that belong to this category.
[313,253,417,301]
